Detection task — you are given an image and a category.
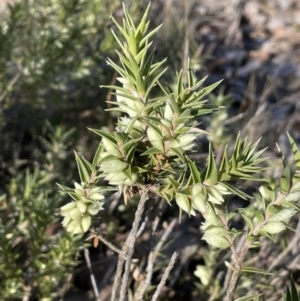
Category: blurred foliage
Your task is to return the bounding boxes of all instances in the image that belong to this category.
[0,0,156,298]
[0,0,117,109]
[0,123,83,299]
[284,276,300,301]
[0,0,122,174]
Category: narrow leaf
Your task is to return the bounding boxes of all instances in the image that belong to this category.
[186,156,201,183]
[241,266,273,276]
[74,151,90,183]
[234,294,263,301]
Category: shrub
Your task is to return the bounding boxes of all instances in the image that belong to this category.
[60,3,300,301]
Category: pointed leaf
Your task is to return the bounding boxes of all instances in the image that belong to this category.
[139,24,163,47]
[288,133,300,168]
[234,294,263,301]
[240,213,254,231]
[74,152,90,183]
[241,266,273,276]
[92,143,104,167]
[168,147,185,162]
[204,144,218,185]
[186,156,201,183]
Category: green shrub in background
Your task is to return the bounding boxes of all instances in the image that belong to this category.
[0,0,117,109]
[60,3,300,301]
[0,124,83,300]
[0,1,169,300]
[0,0,122,174]
[0,1,123,297]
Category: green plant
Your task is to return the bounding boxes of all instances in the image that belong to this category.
[0,123,82,300]
[0,0,117,107]
[284,276,300,301]
[60,3,300,301]
[0,0,123,174]
[207,87,233,150]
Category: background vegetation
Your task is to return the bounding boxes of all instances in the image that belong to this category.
[0,0,300,300]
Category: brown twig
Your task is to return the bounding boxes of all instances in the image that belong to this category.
[136,215,149,238]
[150,252,178,301]
[111,245,127,301]
[116,187,149,301]
[169,245,197,287]
[135,218,177,301]
[223,245,248,301]
[97,232,123,256]
[84,248,100,301]
[133,198,166,301]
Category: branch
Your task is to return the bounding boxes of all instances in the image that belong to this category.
[151,252,178,301]
[135,218,177,301]
[118,187,149,301]
[223,245,248,301]
[111,245,127,301]
[84,248,100,301]
[97,232,123,256]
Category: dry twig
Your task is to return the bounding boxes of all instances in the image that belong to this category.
[84,248,100,301]
[111,187,149,301]
[135,218,177,301]
[150,252,178,301]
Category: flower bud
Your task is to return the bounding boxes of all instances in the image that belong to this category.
[62,217,71,227]
[194,265,210,286]
[65,217,83,235]
[192,195,206,214]
[202,227,231,249]
[102,137,122,158]
[77,201,87,213]
[89,192,105,201]
[261,221,285,234]
[192,183,203,196]
[116,91,137,117]
[214,183,230,195]
[176,193,196,216]
[101,159,129,173]
[87,202,103,215]
[123,173,138,185]
[69,207,82,219]
[81,215,91,232]
[147,127,164,152]
[61,202,76,217]
[105,171,128,184]
[207,187,224,204]
[164,103,174,121]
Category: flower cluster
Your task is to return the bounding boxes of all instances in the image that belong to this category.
[60,182,106,234]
